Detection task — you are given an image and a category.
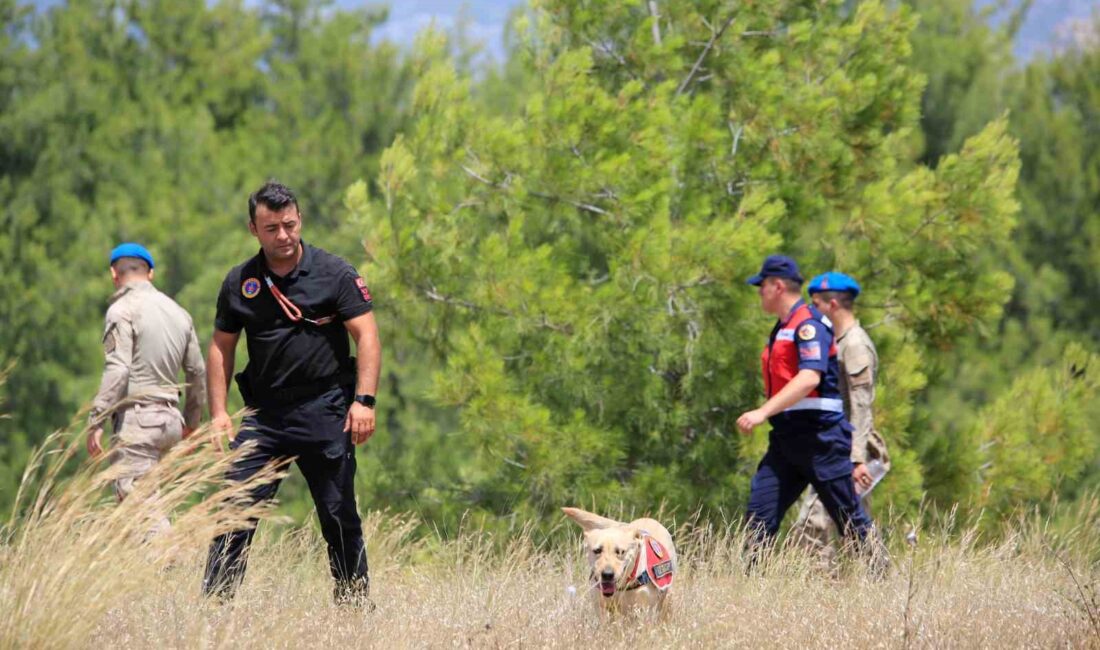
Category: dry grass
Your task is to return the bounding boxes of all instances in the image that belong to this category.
[1,427,1098,649]
[0,421,283,649]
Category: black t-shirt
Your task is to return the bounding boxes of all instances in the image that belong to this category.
[215,242,373,393]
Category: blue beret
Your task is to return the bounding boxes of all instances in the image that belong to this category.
[808,271,860,297]
[747,254,803,286]
[109,242,155,269]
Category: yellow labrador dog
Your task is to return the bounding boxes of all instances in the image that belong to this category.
[562,507,676,617]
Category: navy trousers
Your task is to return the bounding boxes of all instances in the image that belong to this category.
[202,385,368,601]
[745,423,873,545]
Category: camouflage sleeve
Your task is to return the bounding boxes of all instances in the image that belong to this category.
[844,341,876,464]
[848,383,874,464]
[181,323,207,429]
[89,306,133,426]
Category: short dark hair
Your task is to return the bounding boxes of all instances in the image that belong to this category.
[112,257,150,276]
[779,277,803,293]
[815,290,856,309]
[248,181,298,222]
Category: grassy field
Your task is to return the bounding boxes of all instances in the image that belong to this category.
[2,431,1098,649]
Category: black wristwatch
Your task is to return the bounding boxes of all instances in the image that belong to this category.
[353,394,376,408]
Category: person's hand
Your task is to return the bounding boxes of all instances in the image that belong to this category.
[345,402,376,445]
[211,412,234,451]
[86,426,105,457]
[853,462,873,492]
[736,409,768,435]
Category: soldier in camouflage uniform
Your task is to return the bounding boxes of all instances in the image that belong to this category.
[86,243,206,534]
[791,272,890,567]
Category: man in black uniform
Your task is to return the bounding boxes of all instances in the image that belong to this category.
[202,181,381,605]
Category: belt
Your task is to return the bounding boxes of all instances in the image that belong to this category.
[129,401,177,412]
[239,368,356,409]
[784,397,843,413]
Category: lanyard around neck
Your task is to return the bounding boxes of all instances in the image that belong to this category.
[262,274,335,326]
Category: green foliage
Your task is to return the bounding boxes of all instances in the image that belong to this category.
[903,3,1100,523]
[905,0,1024,165]
[353,0,1021,531]
[0,0,412,511]
[972,344,1100,523]
[1009,43,1100,338]
[1,0,1095,540]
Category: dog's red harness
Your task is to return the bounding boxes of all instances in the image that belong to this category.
[624,533,674,591]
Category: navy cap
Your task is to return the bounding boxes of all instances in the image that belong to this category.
[747,254,803,286]
[808,271,860,297]
[109,242,155,269]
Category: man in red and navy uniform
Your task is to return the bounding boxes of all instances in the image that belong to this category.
[736,255,876,553]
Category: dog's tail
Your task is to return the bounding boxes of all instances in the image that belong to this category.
[561,507,623,531]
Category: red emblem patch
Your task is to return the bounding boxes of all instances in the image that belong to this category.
[643,536,674,590]
[354,277,372,302]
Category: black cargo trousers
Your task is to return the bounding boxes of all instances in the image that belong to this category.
[202,384,368,603]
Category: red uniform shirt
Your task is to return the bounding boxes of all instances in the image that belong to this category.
[760,299,844,431]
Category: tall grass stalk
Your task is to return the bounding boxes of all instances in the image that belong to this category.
[0,421,282,649]
[0,418,1096,647]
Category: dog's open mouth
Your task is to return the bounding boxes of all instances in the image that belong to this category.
[599,580,616,597]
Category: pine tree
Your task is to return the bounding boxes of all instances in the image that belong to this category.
[0,0,412,513]
[351,0,1021,528]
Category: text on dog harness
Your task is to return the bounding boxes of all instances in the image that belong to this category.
[625,533,674,591]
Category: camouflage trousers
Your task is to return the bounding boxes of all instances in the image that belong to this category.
[110,402,184,536]
[791,486,887,573]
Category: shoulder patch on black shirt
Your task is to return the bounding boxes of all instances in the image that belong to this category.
[354,276,372,302]
[241,277,261,299]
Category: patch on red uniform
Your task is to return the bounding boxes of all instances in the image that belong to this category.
[799,341,822,360]
[797,323,817,341]
[354,277,372,302]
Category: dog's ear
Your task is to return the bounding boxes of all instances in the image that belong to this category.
[561,507,621,531]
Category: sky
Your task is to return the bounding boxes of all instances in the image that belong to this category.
[985,0,1099,59]
[372,0,518,60]
[370,0,1099,62]
[25,0,1100,61]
